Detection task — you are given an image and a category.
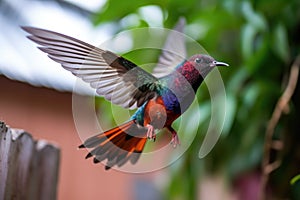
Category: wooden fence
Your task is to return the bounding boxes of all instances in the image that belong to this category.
[0,121,60,200]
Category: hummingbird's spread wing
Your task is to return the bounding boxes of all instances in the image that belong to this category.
[152,17,187,78]
[22,27,160,109]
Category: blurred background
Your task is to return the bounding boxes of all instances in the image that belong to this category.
[1,0,300,199]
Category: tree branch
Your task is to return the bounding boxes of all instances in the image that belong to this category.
[259,55,300,200]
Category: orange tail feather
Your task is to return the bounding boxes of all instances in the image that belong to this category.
[79,120,147,170]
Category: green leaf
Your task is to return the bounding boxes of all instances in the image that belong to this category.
[241,1,267,31]
[242,83,260,109]
[93,0,167,25]
[241,24,256,59]
[290,174,300,185]
[273,23,290,62]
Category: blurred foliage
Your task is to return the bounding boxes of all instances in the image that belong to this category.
[89,0,300,199]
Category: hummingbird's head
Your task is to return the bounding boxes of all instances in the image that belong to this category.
[188,54,228,77]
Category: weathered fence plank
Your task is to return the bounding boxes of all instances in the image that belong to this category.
[0,121,60,200]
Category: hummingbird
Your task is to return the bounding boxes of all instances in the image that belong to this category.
[22,18,228,170]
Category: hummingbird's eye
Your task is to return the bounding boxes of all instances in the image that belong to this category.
[195,58,202,63]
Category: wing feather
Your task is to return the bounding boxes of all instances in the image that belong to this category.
[152,17,187,78]
[22,26,160,109]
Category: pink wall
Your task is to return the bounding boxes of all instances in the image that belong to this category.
[0,76,133,200]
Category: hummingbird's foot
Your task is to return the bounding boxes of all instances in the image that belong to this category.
[168,126,180,148]
[146,124,156,141]
[171,132,180,148]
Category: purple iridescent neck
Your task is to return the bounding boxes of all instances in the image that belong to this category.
[174,60,204,92]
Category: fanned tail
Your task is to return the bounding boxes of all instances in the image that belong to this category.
[79,120,147,170]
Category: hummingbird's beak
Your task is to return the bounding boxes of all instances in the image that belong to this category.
[215,61,229,67]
